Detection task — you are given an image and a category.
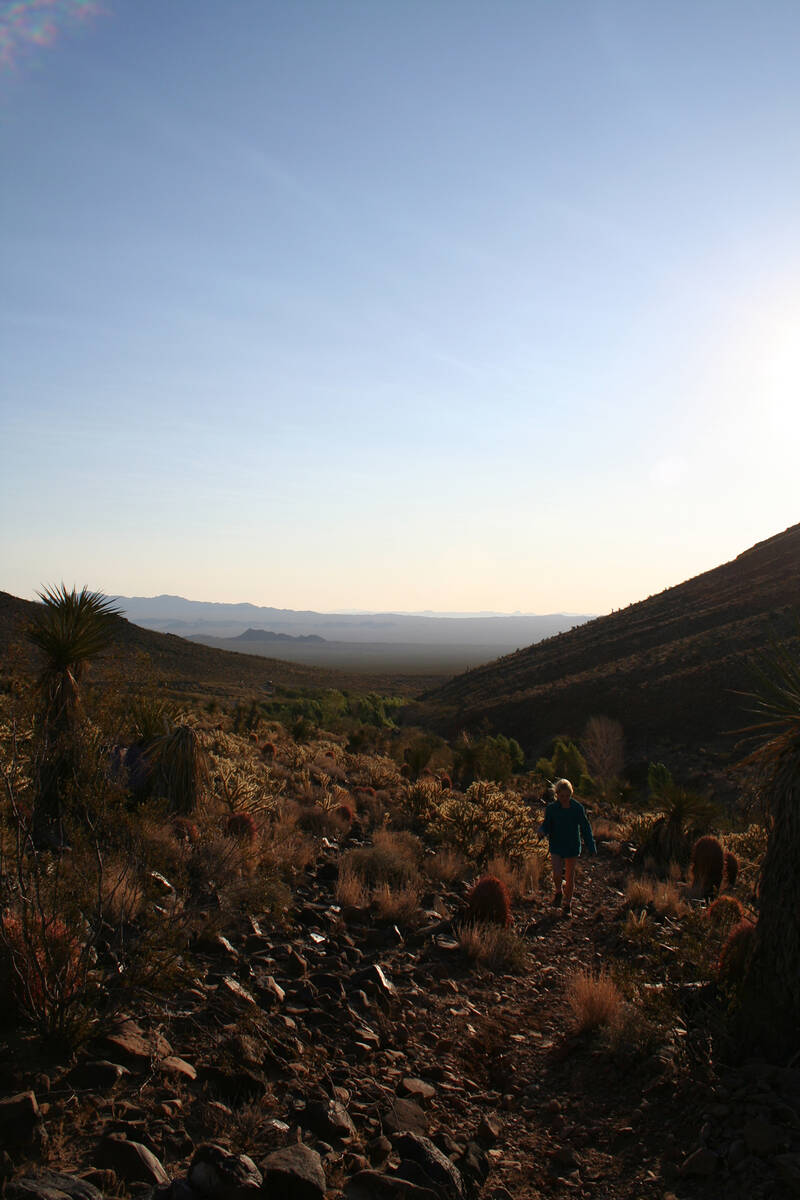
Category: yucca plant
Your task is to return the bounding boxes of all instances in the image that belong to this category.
[736,635,800,1055]
[27,585,120,847]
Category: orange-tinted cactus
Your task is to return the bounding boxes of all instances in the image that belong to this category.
[466,875,512,928]
[724,849,739,888]
[224,812,258,843]
[691,836,724,897]
[718,919,756,985]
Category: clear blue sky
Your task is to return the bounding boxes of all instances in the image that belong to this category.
[2,1,798,613]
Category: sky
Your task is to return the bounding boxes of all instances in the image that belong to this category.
[2,1,799,615]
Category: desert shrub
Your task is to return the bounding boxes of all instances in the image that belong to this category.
[567,968,624,1033]
[261,807,317,878]
[535,739,592,793]
[0,912,86,1035]
[625,876,656,909]
[623,909,655,945]
[424,847,466,885]
[296,805,339,837]
[690,836,724,897]
[342,831,420,887]
[625,874,685,917]
[172,817,200,845]
[454,732,525,786]
[707,895,745,929]
[225,812,258,843]
[430,781,538,863]
[486,851,546,898]
[593,817,625,842]
[718,919,756,985]
[457,922,528,973]
[403,734,440,780]
[651,880,686,917]
[372,882,421,925]
[336,864,369,908]
[597,1003,661,1063]
[466,875,512,927]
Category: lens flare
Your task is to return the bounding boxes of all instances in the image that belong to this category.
[0,0,101,70]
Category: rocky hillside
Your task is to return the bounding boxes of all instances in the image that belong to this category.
[415,524,800,764]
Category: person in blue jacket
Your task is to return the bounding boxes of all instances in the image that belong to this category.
[538,777,597,916]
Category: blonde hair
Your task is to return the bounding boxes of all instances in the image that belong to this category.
[555,778,574,796]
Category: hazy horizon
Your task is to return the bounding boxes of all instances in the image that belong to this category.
[2,3,798,612]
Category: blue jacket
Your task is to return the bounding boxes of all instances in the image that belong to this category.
[539,798,597,859]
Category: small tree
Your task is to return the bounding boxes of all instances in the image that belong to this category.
[581,716,625,798]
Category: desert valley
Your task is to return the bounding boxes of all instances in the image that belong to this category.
[0,525,799,1200]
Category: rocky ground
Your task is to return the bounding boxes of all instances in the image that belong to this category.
[1,835,798,1200]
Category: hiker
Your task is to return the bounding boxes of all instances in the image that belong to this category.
[538,777,597,916]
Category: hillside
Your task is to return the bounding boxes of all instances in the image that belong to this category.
[0,592,444,698]
[414,523,800,763]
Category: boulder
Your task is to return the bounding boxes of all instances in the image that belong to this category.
[391,1133,465,1200]
[260,1145,326,1200]
[94,1134,169,1185]
[188,1144,262,1200]
[5,1172,103,1200]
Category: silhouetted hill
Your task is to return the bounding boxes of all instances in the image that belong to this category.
[0,593,442,697]
[414,524,800,763]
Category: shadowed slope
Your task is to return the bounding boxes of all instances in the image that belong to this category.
[414,524,800,759]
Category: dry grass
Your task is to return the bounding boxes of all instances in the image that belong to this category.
[651,879,686,917]
[372,882,421,924]
[625,874,687,917]
[486,850,547,898]
[424,847,466,885]
[623,908,655,943]
[457,921,528,973]
[625,877,655,909]
[100,859,145,924]
[335,865,369,908]
[592,817,625,841]
[343,830,421,886]
[567,968,624,1032]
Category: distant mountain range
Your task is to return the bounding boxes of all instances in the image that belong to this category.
[234,628,327,644]
[112,596,595,649]
[414,522,800,765]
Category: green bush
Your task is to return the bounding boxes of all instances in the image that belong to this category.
[455,733,524,786]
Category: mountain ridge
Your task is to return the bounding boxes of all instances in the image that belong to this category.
[413,522,800,763]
